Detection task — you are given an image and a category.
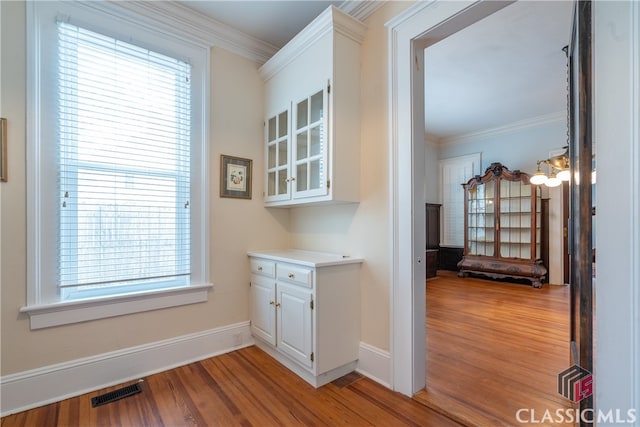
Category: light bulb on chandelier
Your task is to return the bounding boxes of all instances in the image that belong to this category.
[545,171,561,188]
[557,169,571,181]
[529,163,548,185]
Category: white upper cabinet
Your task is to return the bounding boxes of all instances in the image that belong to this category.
[260,6,365,207]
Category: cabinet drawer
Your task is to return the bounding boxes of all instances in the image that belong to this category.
[250,259,276,277]
[277,264,313,288]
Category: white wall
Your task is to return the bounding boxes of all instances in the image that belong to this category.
[288,1,414,353]
[0,1,289,376]
[438,116,566,175]
[0,0,415,396]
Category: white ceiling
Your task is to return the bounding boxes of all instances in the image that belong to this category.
[177,0,575,142]
[181,0,343,49]
[424,1,574,141]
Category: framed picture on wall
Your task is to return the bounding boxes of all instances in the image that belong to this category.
[220,155,252,199]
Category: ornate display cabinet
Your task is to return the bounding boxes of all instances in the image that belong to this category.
[457,163,547,287]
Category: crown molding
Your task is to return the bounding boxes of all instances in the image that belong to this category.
[339,1,387,22]
[259,5,367,81]
[103,1,278,64]
[438,111,566,146]
[88,2,380,67]
[385,0,438,29]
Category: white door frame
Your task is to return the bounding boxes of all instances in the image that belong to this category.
[387,1,640,415]
[386,0,513,396]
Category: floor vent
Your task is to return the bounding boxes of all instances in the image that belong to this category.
[91,382,143,408]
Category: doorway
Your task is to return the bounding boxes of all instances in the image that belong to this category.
[388,0,596,405]
[388,1,514,395]
[389,0,640,417]
[416,1,575,423]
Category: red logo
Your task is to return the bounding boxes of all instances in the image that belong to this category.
[558,365,593,402]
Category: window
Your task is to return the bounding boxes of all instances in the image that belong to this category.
[439,154,481,247]
[24,2,210,329]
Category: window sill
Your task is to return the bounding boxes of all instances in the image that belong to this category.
[20,283,213,330]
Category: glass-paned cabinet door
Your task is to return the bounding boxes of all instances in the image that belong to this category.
[499,180,527,259]
[498,180,539,260]
[292,88,328,199]
[467,180,495,257]
[265,110,290,201]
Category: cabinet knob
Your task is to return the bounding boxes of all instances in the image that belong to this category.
[275,302,281,308]
[269,301,275,305]
[288,273,295,279]
[258,266,263,271]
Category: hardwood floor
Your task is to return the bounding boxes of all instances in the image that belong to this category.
[1,346,460,427]
[2,271,572,427]
[415,271,573,426]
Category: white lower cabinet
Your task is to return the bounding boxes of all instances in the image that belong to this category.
[248,250,362,387]
[277,281,313,368]
[249,274,277,346]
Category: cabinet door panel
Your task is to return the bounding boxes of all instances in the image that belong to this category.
[291,88,328,200]
[277,282,313,369]
[296,132,308,160]
[296,163,307,192]
[268,144,276,169]
[265,109,291,202]
[310,160,321,190]
[250,275,276,346]
[278,170,288,195]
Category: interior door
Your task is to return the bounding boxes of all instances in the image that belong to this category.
[568,0,593,418]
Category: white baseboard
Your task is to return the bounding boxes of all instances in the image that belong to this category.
[1,331,392,417]
[0,321,254,417]
[356,341,391,388]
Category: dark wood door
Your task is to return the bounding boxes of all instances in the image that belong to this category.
[425,203,441,278]
[568,0,593,421]
[425,203,441,249]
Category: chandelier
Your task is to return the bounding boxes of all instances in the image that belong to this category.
[531,44,570,188]
[530,46,597,188]
[530,148,570,187]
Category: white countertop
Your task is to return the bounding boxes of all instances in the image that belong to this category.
[247,249,363,267]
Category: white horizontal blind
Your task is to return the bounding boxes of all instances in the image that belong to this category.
[439,154,481,247]
[57,21,192,297]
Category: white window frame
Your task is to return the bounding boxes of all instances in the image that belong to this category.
[438,153,481,247]
[22,1,211,329]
